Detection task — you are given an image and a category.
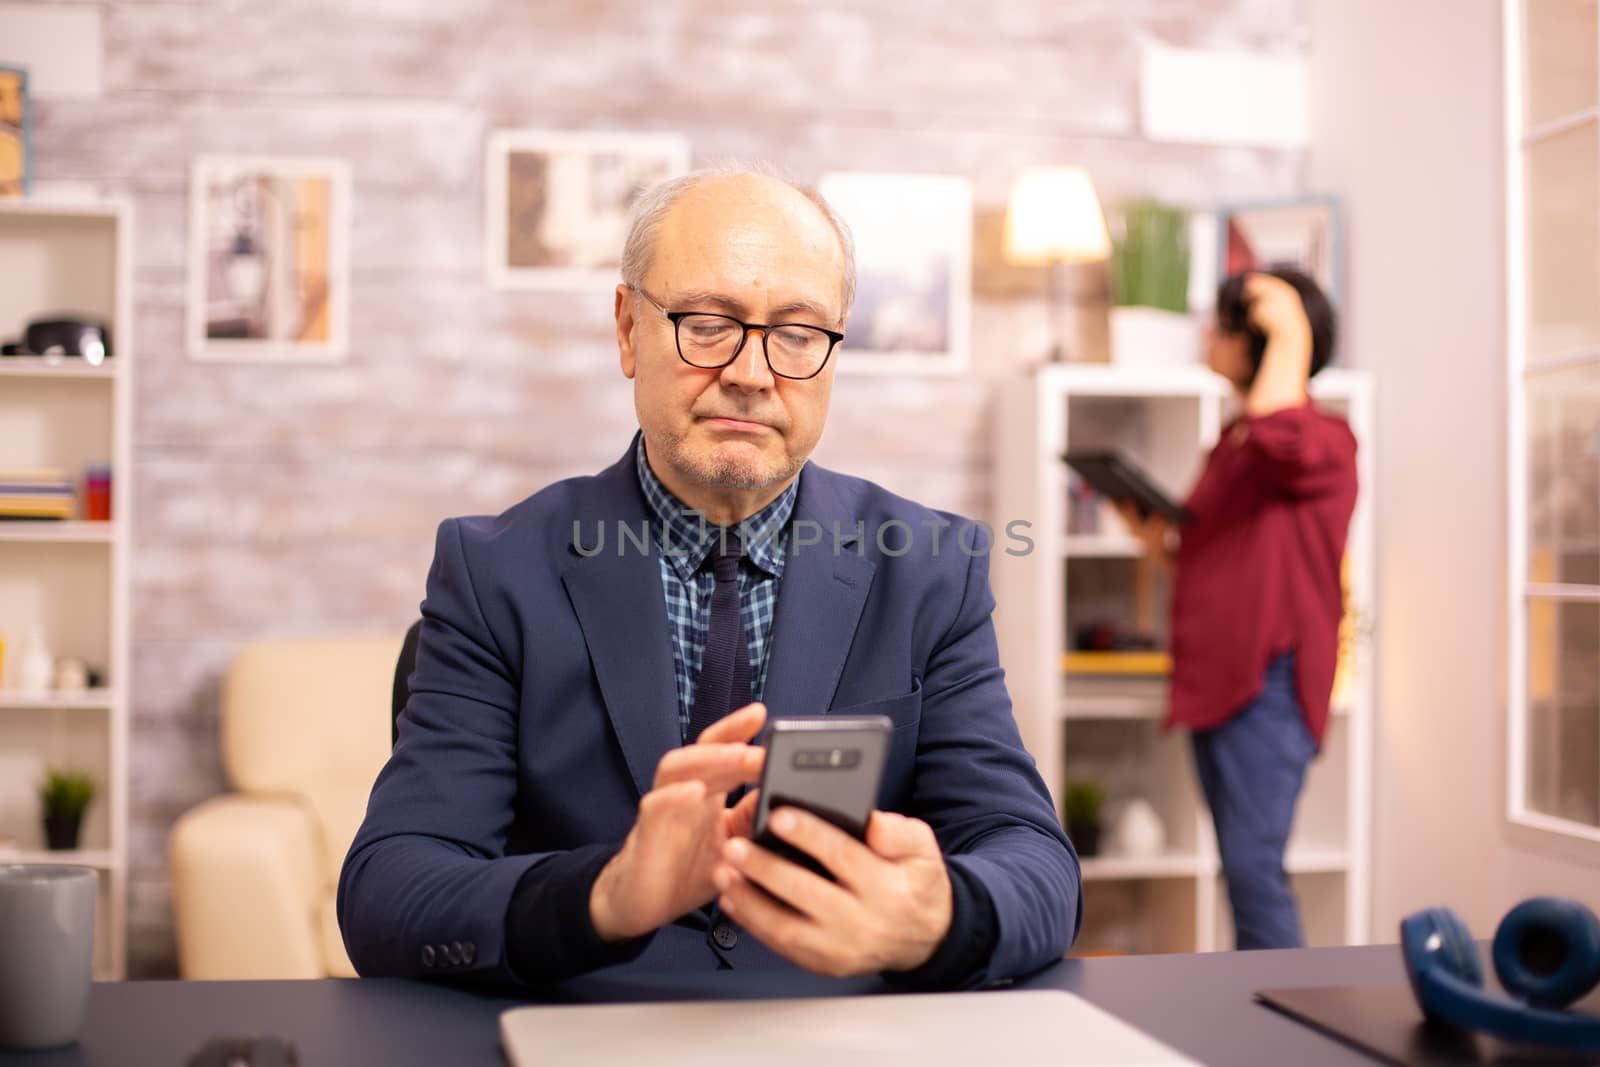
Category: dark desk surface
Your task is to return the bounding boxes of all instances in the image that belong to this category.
[3,943,1409,1067]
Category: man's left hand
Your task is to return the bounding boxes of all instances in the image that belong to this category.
[712,808,953,977]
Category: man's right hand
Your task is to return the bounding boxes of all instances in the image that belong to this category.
[588,703,767,942]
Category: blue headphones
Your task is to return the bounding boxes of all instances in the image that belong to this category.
[1401,898,1600,1052]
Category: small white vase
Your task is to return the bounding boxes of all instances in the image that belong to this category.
[19,628,53,694]
[1111,797,1168,858]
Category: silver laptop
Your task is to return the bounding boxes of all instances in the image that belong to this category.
[501,989,1200,1066]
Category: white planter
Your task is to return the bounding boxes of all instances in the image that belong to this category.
[1109,306,1202,368]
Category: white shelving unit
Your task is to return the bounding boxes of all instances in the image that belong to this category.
[0,520,121,544]
[0,356,118,380]
[7,849,116,869]
[0,198,134,979]
[1061,534,1142,559]
[992,363,1375,954]
[0,689,120,711]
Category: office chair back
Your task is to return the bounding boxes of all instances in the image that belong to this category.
[392,619,422,748]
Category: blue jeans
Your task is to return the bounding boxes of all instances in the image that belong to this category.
[1191,654,1316,950]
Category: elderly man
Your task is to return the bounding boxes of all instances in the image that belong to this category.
[338,166,1081,990]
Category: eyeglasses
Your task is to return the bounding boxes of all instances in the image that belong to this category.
[629,285,843,381]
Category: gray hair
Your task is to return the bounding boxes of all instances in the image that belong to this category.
[619,160,857,317]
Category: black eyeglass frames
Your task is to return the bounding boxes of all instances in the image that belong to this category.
[629,285,843,381]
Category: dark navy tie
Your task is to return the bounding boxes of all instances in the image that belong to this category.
[688,531,750,743]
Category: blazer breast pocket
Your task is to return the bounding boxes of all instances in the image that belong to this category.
[827,678,923,732]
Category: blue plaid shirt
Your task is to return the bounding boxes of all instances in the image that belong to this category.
[635,438,797,743]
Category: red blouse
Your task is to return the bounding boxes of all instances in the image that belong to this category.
[1168,402,1358,746]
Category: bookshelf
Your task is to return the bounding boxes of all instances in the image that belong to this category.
[0,198,133,979]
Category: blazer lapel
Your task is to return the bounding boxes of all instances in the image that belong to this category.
[562,441,680,800]
[760,466,877,719]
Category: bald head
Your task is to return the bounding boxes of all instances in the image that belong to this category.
[620,166,856,320]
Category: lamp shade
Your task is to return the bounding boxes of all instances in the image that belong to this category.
[1003,166,1112,266]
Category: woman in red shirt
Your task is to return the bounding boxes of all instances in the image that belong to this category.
[1121,267,1357,949]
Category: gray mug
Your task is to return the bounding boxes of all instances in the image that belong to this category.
[0,864,97,1050]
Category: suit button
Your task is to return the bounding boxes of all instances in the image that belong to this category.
[446,942,462,965]
[461,941,476,965]
[420,944,436,967]
[712,922,738,950]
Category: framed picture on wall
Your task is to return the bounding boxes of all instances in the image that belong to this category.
[0,66,29,198]
[186,156,352,362]
[485,130,691,290]
[817,172,972,376]
[1216,196,1342,306]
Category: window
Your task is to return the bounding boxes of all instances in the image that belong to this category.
[1507,0,1600,838]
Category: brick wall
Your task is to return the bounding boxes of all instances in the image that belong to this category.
[17,0,1307,974]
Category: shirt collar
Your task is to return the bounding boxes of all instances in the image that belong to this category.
[634,436,797,581]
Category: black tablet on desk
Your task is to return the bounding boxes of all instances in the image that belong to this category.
[1062,451,1192,526]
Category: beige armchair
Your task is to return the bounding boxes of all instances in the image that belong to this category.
[168,633,404,979]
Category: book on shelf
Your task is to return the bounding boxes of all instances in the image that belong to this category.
[0,468,74,519]
[1061,651,1173,676]
[0,468,69,484]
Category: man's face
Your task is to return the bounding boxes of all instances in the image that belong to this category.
[616,175,846,499]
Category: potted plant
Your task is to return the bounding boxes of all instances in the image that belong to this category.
[1063,780,1107,857]
[39,769,96,851]
[1108,198,1199,367]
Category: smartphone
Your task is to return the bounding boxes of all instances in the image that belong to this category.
[751,716,893,880]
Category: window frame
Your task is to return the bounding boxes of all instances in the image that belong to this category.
[1505,0,1600,843]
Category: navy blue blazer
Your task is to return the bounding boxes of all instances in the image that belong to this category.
[339,439,1081,985]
